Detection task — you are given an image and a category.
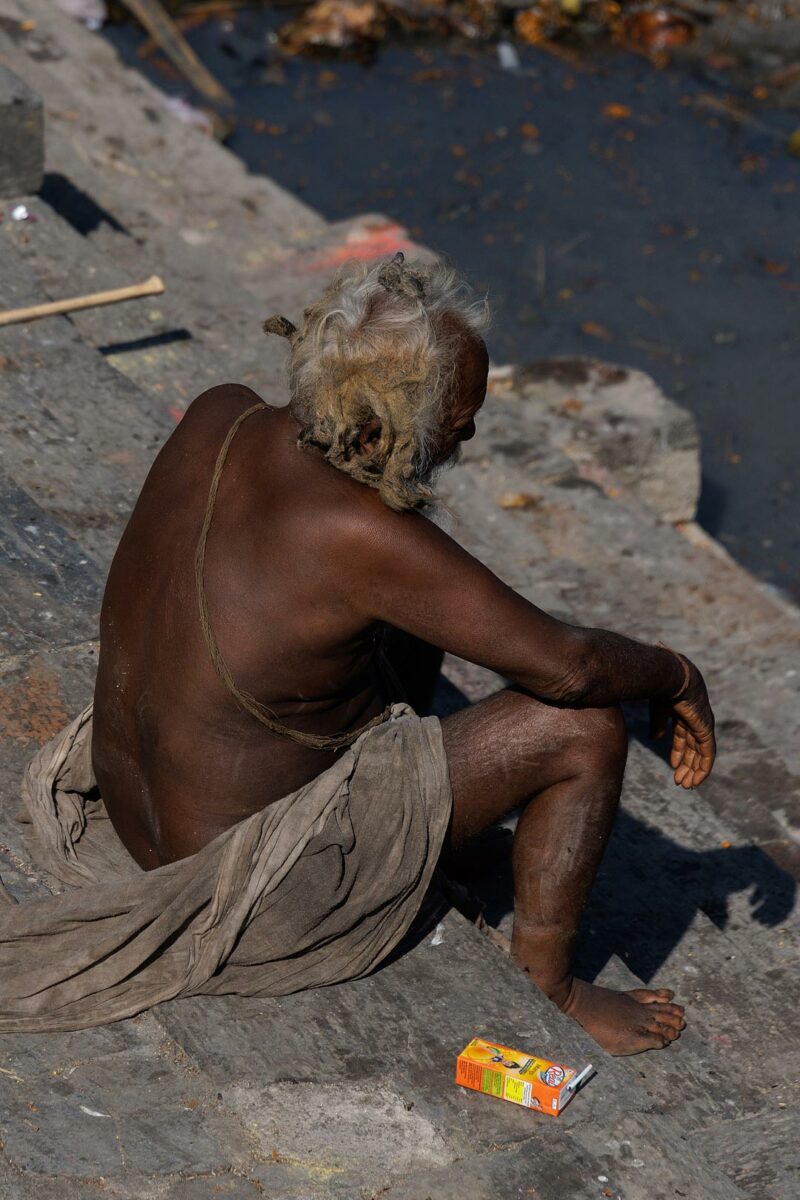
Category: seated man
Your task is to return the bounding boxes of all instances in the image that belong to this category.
[27,254,716,1049]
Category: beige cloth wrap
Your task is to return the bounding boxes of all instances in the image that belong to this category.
[0,703,451,1032]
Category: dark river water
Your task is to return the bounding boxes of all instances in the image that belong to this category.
[106,14,800,602]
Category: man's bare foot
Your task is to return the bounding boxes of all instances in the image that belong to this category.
[559,977,686,1055]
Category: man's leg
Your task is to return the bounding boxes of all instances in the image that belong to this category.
[441,688,686,1055]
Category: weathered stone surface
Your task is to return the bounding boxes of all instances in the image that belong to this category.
[0,639,97,905]
[0,469,102,660]
[165,1178,264,1200]
[691,1105,800,1199]
[0,65,43,197]
[228,1079,456,1196]
[381,1122,742,1200]
[306,1136,607,1200]
[0,253,166,569]
[0,1044,238,1178]
[493,357,701,523]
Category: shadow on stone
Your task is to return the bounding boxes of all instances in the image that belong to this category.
[40,172,130,237]
[99,329,193,356]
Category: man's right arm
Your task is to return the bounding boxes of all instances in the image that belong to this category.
[336,502,715,785]
[345,506,684,704]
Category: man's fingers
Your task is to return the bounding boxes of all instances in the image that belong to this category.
[674,762,691,785]
[676,747,715,789]
[668,685,716,788]
[670,700,716,787]
[670,722,687,769]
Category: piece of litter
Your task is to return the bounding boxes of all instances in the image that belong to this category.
[158,93,214,138]
[79,1105,111,1118]
[497,42,521,73]
[53,0,106,31]
[497,492,540,511]
[456,1037,593,1117]
[11,205,29,222]
[430,923,445,946]
[598,1176,608,1183]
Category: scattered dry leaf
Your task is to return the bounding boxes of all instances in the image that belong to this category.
[279,0,385,54]
[622,8,693,50]
[580,320,612,340]
[497,492,541,510]
[514,9,548,44]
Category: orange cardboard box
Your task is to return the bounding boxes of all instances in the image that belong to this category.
[455,1037,592,1117]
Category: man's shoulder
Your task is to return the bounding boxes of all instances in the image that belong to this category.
[305,477,457,578]
[182,383,268,426]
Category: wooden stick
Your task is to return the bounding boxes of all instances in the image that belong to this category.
[0,275,165,328]
[121,0,233,107]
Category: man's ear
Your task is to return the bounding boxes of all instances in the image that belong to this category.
[356,417,382,456]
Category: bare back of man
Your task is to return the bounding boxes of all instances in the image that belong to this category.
[93,385,397,867]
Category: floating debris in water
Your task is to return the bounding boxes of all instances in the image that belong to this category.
[497,40,521,72]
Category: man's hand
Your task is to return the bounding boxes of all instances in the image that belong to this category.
[650,657,716,789]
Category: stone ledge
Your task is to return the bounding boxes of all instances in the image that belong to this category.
[490,357,701,524]
[0,65,43,198]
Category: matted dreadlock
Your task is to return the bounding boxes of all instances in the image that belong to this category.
[263,253,489,511]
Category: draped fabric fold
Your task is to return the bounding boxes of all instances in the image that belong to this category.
[0,703,451,1032]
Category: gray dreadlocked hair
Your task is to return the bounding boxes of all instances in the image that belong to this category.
[263,253,490,511]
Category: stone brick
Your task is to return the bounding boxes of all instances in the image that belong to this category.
[0,65,43,198]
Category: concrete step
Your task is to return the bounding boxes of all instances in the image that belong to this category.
[0,468,102,662]
[0,0,326,262]
[152,906,745,1200]
[1,190,226,422]
[0,243,167,569]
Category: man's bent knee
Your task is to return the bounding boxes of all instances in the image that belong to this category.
[566,704,628,775]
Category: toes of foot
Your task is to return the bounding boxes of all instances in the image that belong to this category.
[650,1002,686,1025]
[646,1018,680,1040]
[630,987,677,1007]
[641,1031,670,1050]
[651,1011,683,1030]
